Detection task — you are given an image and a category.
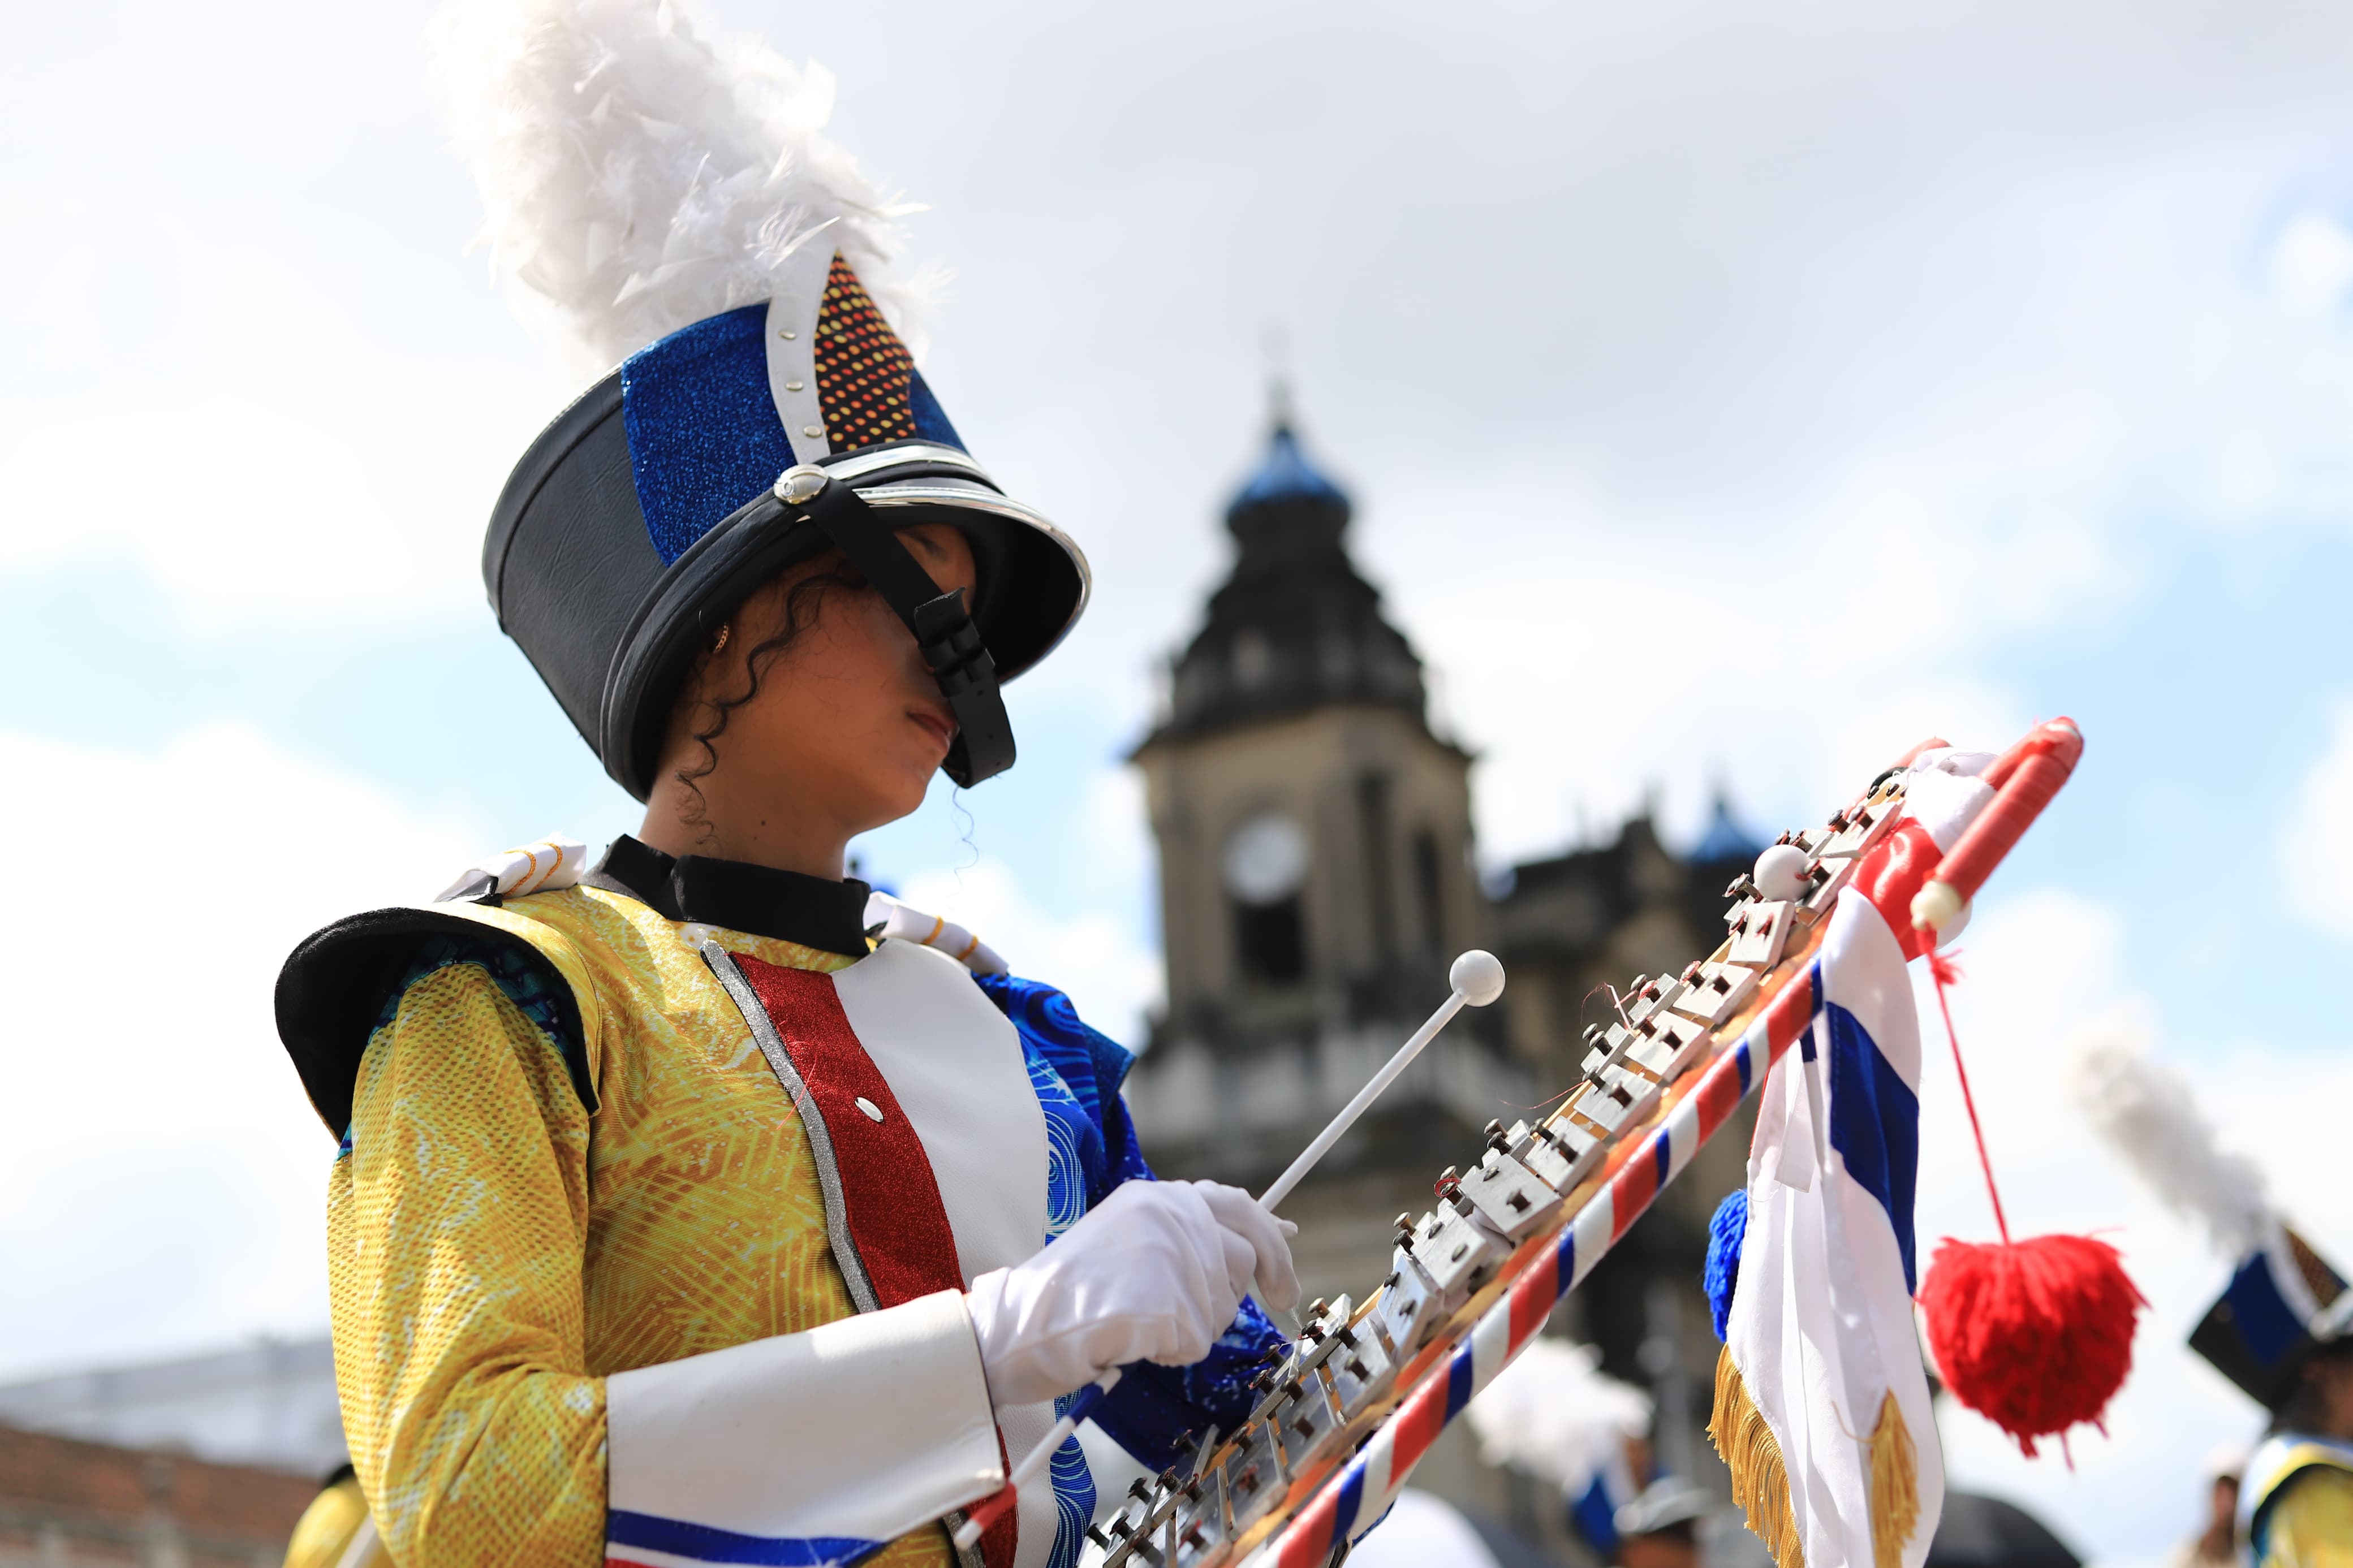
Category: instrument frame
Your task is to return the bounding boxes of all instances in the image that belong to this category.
[1091,723,2080,1568]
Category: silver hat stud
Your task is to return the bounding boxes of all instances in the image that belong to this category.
[775,464,829,504]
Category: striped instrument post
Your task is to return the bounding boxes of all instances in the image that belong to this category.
[1256,952,1828,1568]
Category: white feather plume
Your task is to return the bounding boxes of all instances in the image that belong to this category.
[2067,1009,2272,1259]
[1463,1339,1652,1497]
[428,0,924,382]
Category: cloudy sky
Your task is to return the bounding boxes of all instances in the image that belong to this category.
[3,1,2351,1561]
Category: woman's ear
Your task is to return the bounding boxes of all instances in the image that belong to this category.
[652,617,746,783]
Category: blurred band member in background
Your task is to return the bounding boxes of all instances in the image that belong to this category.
[2186,1233,2353,1568]
[2166,1448,2243,1568]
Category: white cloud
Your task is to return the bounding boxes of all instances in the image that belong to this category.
[863,0,2353,734]
[0,0,580,630]
[0,380,549,629]
[894,858,1163,1049]
[0,724,476,1378]
[2268,212,2353,318]
[2282,697,2353,940]
[1383,451,2050,863]
[14,0,2353,662]
[1076,767,1153,899]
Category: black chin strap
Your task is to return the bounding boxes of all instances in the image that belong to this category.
[774,465,1016,787]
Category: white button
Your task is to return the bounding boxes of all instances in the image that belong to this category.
[786,380,805,392]
[778,329,797,340]
[855,1096,885,1123]
[803,424,824,438]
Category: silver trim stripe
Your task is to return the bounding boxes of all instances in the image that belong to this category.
[820,441,997,486]
[763,244,837,469]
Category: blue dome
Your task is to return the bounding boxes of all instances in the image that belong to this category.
[1231,424,1347,511]
[1693,793,1764,864]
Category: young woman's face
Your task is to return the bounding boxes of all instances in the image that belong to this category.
[668,521,979,848]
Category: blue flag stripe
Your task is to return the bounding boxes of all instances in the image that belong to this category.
[1821,1001,1921,1291]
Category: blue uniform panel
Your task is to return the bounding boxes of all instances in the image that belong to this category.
[976,973,1290,1557]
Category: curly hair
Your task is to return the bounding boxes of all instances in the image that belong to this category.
[669,556,869,843]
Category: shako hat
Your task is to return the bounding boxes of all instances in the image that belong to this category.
[435,0,1086,799]
[2072,1021,2351,1411]
[2191,1228,2353,1410]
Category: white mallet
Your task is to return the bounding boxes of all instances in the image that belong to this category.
[951,951,1506,1550]
[1257,948,1506,1213]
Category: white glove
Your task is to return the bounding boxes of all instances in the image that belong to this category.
[964,1180,1302,1409]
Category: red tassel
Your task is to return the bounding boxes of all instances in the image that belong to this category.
[1916,950,2145,1458]
[1919,1234,2145,1457]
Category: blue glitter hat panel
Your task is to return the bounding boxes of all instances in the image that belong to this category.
[617,289,972,568]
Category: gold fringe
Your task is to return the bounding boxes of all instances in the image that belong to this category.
[1866,1391,1920,1568]
[1709,1353,1924,1568]
[1709,1346,1806,1568]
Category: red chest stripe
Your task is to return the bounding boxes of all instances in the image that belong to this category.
[731,954,968,1310]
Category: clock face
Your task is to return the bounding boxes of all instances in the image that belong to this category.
[1222,812,1308,905]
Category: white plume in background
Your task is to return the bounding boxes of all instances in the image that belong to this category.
[428,0,926,383]
[1463,1339,1652,1496]
[2068,1009,2272,1259]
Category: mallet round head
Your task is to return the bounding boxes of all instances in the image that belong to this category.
[1450,949,1506,1007]
[1752,842,1812,903]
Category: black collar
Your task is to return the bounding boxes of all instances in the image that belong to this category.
[586,835,873,957]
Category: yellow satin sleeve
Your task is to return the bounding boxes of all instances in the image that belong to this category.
[327,960,605,1567]
[2264,1468,2353,1568]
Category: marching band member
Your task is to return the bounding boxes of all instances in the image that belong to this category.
[2193,1239,2353,1568]
[270,4,1294,1566]
[2076,1033,2353,1568]
[2164,1448,2244,1568]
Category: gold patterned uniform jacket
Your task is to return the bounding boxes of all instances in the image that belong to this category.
[275,837,1279,1568]
[2244,1435,2353,1568]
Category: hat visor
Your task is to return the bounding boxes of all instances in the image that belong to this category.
[600,473,1089,801]
[856,477,1092,680]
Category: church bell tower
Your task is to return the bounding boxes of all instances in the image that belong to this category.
[1121,394,1766,1523]
[1124,396,1522,1256]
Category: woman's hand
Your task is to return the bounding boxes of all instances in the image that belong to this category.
[964,1180,1301,1409]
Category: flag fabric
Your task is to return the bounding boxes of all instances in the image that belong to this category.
[1713,753,1994,1568]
